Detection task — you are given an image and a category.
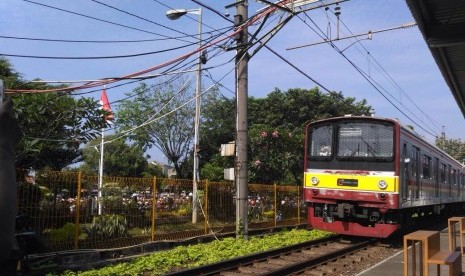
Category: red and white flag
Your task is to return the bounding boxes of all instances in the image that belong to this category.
[100,89,114,123]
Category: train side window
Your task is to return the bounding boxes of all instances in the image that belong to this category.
[440,163,446,183]
[411,146,419,178]
[422,154,431,179]
[448,165,451,185]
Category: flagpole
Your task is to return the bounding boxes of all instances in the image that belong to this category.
[97,85,108,216]
[98,126,104,215]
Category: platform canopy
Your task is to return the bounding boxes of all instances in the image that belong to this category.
[406,0,465,118]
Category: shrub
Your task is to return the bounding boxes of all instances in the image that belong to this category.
[84,214,128,240]
[49,222,77,243]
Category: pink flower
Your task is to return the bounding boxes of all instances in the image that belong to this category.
[272,130,279,138]
[260,131,268,138]
[288,132,293,138]
[254,160,261,167]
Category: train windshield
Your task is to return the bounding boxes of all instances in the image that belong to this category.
[309,124,333,157]
[337,122,393,159]
[308,120,395,168]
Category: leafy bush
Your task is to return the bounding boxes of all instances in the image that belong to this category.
[263,210,275,220]
[62,229,332,276]
[84,214,128,240]
[101,182,124,213]
[49,222,78,243]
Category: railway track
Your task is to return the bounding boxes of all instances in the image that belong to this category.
[165,236,394,276]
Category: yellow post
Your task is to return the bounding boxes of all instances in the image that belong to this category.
[274,183,277,227]
[297,186,301,224]
[151,176,157,241]
[204,180,209,235]
[74,171,82,250]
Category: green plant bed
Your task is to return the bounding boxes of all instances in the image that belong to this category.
[61,229,332,276]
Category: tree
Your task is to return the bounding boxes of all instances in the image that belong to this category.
[80,135,164,177]
[435,136,465,162]
[201,87,372,184]
[117,78,196,178]
[249,125,302,184]
[0,57,109,170]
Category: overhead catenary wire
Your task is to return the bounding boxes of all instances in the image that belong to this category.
[295,8,438,138]
[319,3,441,136]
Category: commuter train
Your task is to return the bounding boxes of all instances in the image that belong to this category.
[303,115,465,238]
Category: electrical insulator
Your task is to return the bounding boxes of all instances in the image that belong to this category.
[335,5,341,17]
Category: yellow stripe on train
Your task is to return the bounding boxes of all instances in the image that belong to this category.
[304,172,398,193]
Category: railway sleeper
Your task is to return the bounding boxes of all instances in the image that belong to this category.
[346,254,364,262]
[267,258,293,265]
[280,254,305,262]
[304,269,328,276]
[318,265,339,273]
[301,249,323,256]
[220,272,245,276]
[252,261,282,270]
[238,265,264,274]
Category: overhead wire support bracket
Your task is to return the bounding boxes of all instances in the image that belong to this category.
[286,21,417,51]
[255,0,295,14]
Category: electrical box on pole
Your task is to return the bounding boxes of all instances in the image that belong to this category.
[220,141,235,156]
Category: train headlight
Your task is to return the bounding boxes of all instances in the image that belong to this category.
[311,177,319,185]
[378,180,388,190]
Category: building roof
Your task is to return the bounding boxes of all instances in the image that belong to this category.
[406,0,465,118]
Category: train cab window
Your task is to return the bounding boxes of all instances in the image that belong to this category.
[337,122,393,160]
[308,125,333,158]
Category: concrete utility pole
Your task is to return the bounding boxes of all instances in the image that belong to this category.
[235,0,249,239]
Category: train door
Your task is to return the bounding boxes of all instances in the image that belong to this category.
[411,146,421,200]
[401,143,410,202]
[448,165,452,199]
[434,157,439,199]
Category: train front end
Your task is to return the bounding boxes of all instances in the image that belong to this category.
[304,117,400,238]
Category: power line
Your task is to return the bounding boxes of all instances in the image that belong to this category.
[23,0,174,38]
[0,30,229,44]
[90,0,192,37]
[0,42,197,59]
[296,10,438,138]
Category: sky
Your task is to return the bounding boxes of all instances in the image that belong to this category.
[1,0,464,163]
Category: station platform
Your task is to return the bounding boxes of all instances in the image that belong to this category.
[357,229,465,276]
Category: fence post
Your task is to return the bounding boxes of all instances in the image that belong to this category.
[151,176,157,242]
[297,186,301,225]
[204,180,209,235]
[274,183,277,227]
[74,171,82,250]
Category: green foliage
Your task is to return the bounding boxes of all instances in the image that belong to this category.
[435,136,465,162]
[101,182,124,212]
[80,136,161,177]
[263,210,275,220]
[84,214,129,240]
[0,57,109,170]
[61,229,332,275]
[200,87,371,183]
[49,223,77,243]
[249,125,303,184]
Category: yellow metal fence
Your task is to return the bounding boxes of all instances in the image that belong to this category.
[16,170,306,253]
